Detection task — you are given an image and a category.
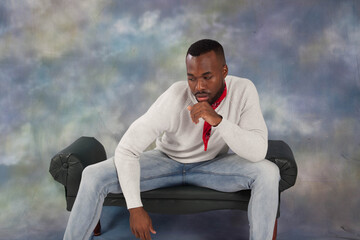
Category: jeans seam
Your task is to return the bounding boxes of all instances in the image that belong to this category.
[190,170,255,181]
[81,192,101,240]
[81,180,119,240]
[188,159,218,169]
[182,165,185,184]
[141,172,179,181]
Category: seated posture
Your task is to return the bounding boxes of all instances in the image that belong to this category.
[64,39,280,240]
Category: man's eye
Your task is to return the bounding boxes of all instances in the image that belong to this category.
[204,76,212,80]
[188,78,194,81]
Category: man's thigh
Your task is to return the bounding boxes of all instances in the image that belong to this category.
[139,150,184,191]
[88,150,183,194]
[185,153,277,192]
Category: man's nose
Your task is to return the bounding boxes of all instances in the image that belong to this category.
[196,79,207,92]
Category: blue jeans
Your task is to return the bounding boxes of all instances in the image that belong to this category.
[64,150,280,240]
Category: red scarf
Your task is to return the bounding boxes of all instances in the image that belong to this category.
[202,83,227,151]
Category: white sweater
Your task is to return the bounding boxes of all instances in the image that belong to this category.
[114,75,268,209]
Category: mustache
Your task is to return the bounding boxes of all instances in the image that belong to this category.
[195,91,210,96]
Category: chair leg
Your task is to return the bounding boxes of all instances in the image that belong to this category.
[272,219,278,240]
[94,220,101,236]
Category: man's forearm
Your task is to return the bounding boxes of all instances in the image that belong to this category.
[216,118,268,162]
[114,149,143,208]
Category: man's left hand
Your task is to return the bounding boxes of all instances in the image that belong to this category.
[187,102,222,126]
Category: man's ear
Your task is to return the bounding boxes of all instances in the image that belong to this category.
[222,64,228,78]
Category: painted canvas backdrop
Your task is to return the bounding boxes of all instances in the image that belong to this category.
[0,0,359,239]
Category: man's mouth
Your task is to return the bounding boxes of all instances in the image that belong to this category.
[195,93,210,102]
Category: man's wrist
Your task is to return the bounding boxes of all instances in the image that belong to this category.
[212,115,223,127]
[129,206,144,214]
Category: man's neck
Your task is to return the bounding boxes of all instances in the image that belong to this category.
[210,82,226,105]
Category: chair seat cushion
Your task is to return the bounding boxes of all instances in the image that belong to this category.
[106,185,251,203]
[140,185,251,201]
[104,185,252,214]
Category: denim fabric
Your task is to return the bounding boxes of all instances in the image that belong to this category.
[64,150,279,240]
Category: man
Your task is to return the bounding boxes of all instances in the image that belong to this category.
[64,39,280,240]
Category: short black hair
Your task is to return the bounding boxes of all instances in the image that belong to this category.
[186,39,226,64]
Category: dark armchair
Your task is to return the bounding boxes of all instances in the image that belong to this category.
[50,136,297,239]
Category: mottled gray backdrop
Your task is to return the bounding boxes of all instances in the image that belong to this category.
[0,0,359,239]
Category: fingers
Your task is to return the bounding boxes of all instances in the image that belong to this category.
[187,103,222,126]
[187,103,209,124]
[132,228,153,240]
[142,230,150,240]
[187,106,196,123]
[191,111,202,124]
[187,106,195,123]
[141,220,156,240]
[129,210,156,240]
[150,224,157,234]
[187,105,201,124]
[141,227,154,240]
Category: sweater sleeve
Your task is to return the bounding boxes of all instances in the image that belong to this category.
[216,81,268,162]
[114,86,175,209]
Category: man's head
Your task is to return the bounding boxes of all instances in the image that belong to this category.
[186,39,228,104]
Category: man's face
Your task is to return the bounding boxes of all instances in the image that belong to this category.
[186,51,228,105]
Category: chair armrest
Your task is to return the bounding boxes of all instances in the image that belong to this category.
[49,136,107,197]
[265,140,298,192]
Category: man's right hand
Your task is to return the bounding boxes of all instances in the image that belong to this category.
[129,207,156,240]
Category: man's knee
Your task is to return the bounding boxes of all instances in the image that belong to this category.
[254,160,280,185]
[81,164,97,181]
[80,164,105,192]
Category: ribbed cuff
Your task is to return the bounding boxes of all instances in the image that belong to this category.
[126,198,143,210]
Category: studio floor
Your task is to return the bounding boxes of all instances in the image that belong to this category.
[93,207,250,240]
[3,205,360,240]
[62,206,359,240]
